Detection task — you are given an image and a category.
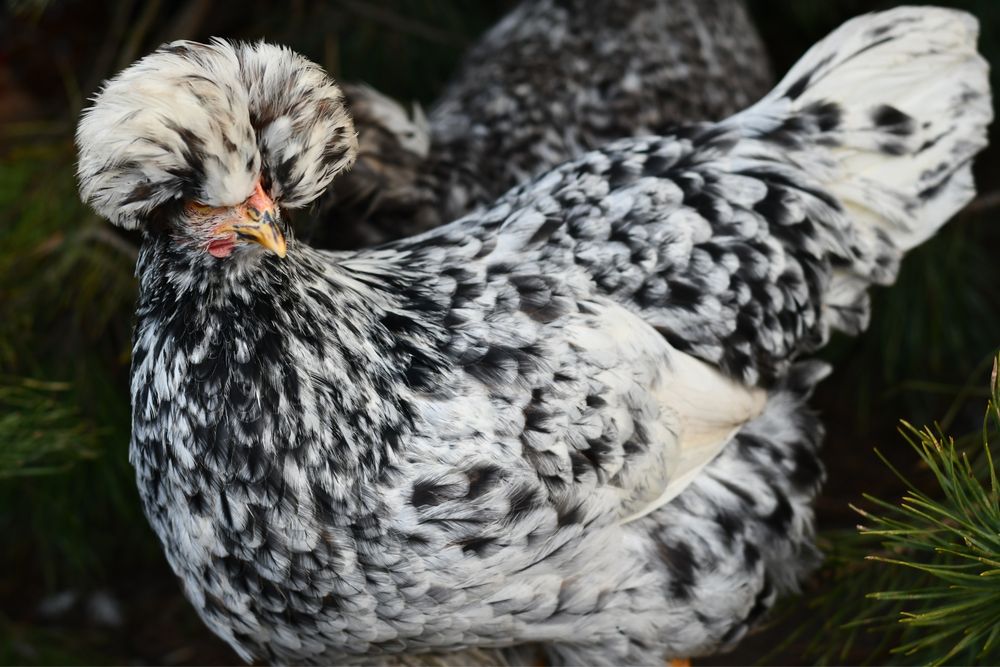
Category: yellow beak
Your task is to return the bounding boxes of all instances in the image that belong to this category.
[219,210,287,258]
[218,181,287,258]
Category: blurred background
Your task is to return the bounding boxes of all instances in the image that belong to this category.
[0,0,998,664]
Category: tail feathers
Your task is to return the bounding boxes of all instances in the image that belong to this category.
[776,6,990,248]
[729,6,991,335]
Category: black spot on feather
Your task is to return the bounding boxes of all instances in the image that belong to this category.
[719,478,756,507]
[743,541,761,568]
[667,280,702,310]
[805,100,841,132]
[715,511,742,547]
[607,156,639,188]
[406,532,430,549]
[556,500,585,527]
[785,73,811,101]
[465,465,502,499]
[868,24,891,38]
[872,104,914,135]
[465,345,521,387]
[655,539,697,601]
[456,535,496,557]
[187,490,207,516]
[527,215,564,246]
[790,442,824,491]
[641,153,676,177]
[765,492,793,532]
[411,479,457,508]
[764,115,809,148]
[744,579,773,626]
[523,403,552,433]
[506,485,538,521]
[879,142,907,156]
[122,181,156,206]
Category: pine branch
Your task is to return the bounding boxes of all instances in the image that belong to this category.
[760,354,1000,666]
[851,356,1000,666]
[0,376,102,477]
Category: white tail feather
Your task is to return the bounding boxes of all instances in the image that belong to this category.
[729,6,991,334]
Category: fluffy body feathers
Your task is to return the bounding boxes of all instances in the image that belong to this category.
[324,4,829,657]
[75,6,990,665]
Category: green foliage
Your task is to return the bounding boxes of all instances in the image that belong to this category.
[764,356,1000,666]
[0,145,137,373]
[0,121,149,594]
[0,377,101,477]
[0,138,140,535]
[852,358,1000,666]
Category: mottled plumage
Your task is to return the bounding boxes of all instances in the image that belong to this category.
[320,3,826,657]
[75,7,991,665]
[317,0,772,249]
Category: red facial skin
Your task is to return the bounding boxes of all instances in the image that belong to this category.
[207,237,236,258]
[187,180,279,259]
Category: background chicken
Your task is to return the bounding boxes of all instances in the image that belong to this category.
[73,6,990,664]
[312,0,772,249]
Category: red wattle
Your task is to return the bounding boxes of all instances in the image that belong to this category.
[207,238,235,258]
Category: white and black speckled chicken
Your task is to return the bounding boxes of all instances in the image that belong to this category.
[76,7,990,665]
[320,0,773,249]
[325,2,823,660]
[324,4,822,662]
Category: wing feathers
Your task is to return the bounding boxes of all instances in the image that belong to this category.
[567,301,766,523]
[624,350,766,523]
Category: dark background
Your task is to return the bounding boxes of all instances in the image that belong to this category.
[1,1,998,664]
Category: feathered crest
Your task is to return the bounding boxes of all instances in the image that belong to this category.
[76,39,357,229]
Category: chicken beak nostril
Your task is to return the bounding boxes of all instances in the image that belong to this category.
[229,181,285,257]
[236,216,287,258]
[214,206,287,259]
[245,199,279,220]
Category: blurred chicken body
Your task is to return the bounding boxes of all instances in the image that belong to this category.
[321,0,772,248]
